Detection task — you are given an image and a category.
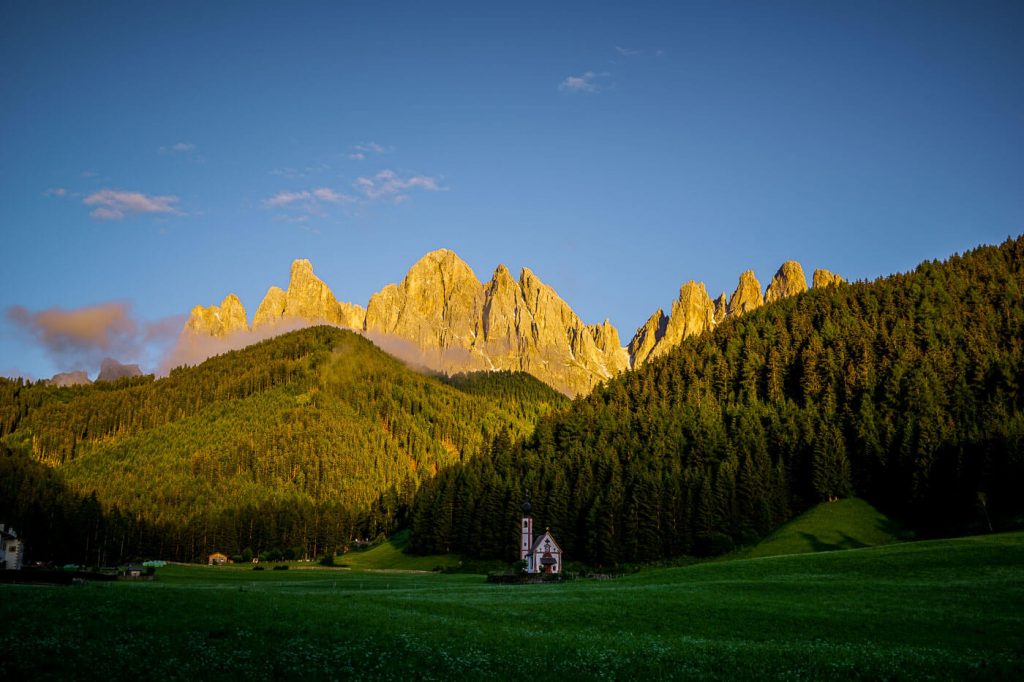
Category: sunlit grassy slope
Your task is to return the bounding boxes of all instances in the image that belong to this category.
[336,530,460,571]
[3,531,1022,679]
[740,497,902,559]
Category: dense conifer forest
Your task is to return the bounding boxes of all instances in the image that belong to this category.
[409,237,1024,565]
[0,328,567,564]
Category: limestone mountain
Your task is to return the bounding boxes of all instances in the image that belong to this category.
[182,251,838,393]
[813,268,845,289]
[96,358,143,382]
[183,250,630,395]
[365,251,629,395]
[253,259,365,330]
[184,294,250,337]
[48,371,92,387]
[727,270,764,316]
[627,310,668,368]
[365,249,484,353]
[629,260,841,367]
[765,261,809,303]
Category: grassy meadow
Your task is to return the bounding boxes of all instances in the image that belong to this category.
[3,530,1023,680]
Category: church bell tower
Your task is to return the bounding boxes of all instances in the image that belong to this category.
[520,496,533,571]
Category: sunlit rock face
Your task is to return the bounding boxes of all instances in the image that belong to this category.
[366,249,484,352]
[630,261,840,367]
[184,250,629,396]
[627,309,666,368]
[728,270,764,317]
[365,250,629,395]
[813,268,845,289]
[765,261,808,304]
[181,251,839,394]
[185,294,250,337]
[254,259,365,330]
[713,293,728,324]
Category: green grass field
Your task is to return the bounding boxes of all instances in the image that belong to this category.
[335,529,461,571]
[738,497,903,559]
[3,531,1022,680]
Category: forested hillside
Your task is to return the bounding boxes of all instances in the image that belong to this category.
[0,327,567,563]
[410,237,1024,565]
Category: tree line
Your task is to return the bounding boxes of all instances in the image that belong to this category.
[410,237,1024,565]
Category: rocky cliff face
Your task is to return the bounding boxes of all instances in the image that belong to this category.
[97,358,143,382]
[365,249,483,352]
[184,294,250,337]
[813,268,845,289]
[254,259,365,330]
[728,270,764,316]
[183,250,630,395]
[365,251,629,395]
[765,261,808,303]
[627,310,668,368]
[629,260,841,368]
[713,294,728,324]
[181,251,840,395]
[49,371,92,387]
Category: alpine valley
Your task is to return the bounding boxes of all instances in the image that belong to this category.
[1,238,1023,566]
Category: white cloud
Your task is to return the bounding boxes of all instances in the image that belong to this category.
[159,142,196,155]
[348,142,392,160]
[614,46,641,56]
[264,190,313,207]
[559,71,603,93]
[312,187,352,203]
[44,187,67,197]
[83,189,180,221]
[353,169,443,202]
[263,187,356,215]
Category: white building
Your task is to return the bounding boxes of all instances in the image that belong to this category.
[0,524,23,571]
[519,499,563,574]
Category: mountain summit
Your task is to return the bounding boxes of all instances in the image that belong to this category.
[182,249,839,394]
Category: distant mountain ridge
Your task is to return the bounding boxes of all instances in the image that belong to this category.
[183,249,842,394]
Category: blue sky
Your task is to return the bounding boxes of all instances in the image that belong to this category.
[2,1,1022,379]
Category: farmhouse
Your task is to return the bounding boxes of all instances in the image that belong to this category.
[208,552,229,566]
[1,524,24,570]
[520,499,563,574]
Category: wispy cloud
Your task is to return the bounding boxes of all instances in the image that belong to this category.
[159,142,196,155]
[83,189,181,221]
[270,163,330,179]
[6,301,184,373]
[559,71,606,93]
[348,142,392,160]
[44,187,67,197]
[353,169,443,202]
[614,46,641,57]
[263,187,356,209]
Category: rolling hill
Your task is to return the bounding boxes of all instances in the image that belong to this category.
[0,327,567,563]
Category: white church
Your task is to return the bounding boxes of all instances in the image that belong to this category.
[520,498,563,574]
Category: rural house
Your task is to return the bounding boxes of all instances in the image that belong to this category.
[1,524,24,570]
[208,552,229,566]
[520,499,563,574]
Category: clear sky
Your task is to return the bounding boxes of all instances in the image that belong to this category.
[2,0,1022,379]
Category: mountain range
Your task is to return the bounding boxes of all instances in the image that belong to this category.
[183,249,843,394]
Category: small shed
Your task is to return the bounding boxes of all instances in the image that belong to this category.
[208,552,229,566]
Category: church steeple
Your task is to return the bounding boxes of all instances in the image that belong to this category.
[520,493,533,569]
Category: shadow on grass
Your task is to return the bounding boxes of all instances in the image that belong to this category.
[798,531,870,552]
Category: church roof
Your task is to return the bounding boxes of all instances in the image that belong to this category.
[530,530,561,553]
